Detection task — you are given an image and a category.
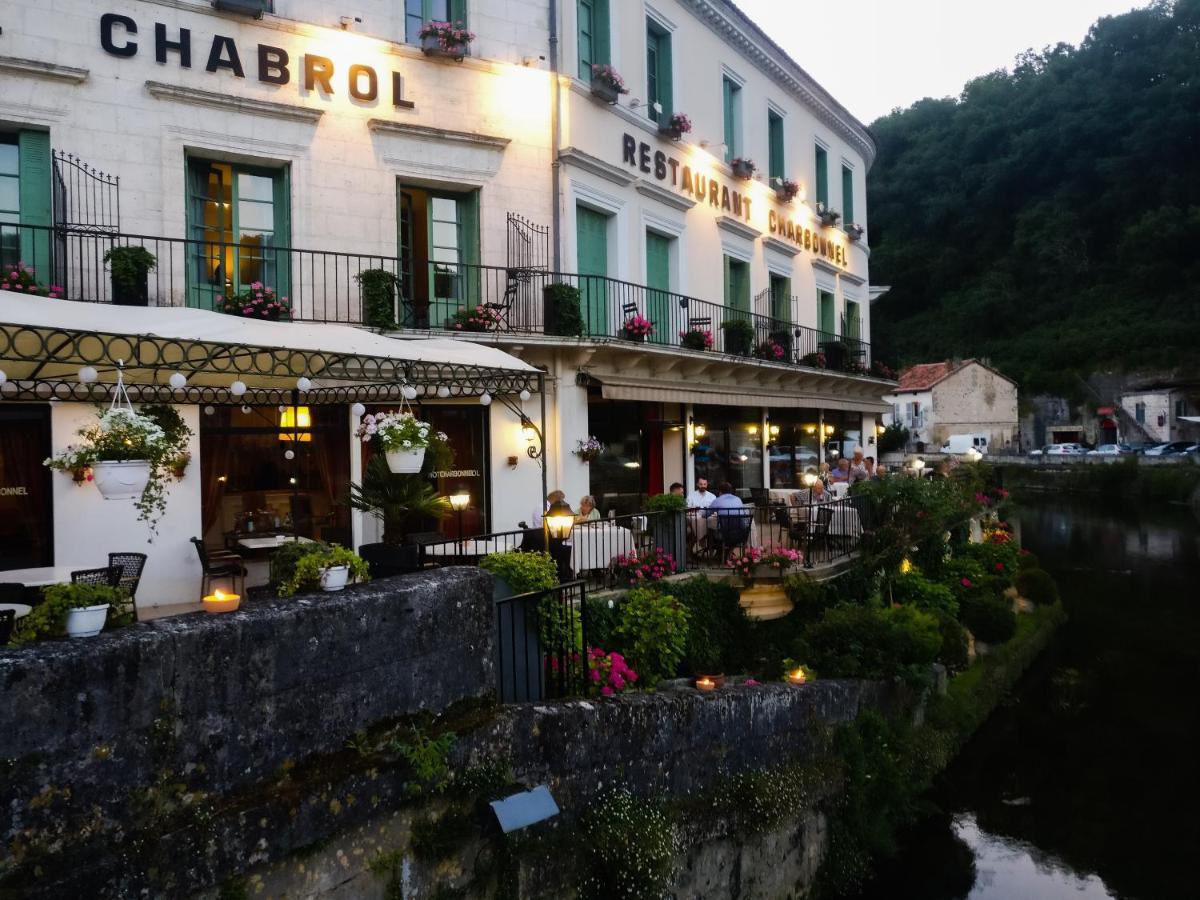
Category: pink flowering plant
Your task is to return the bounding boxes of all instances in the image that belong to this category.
[621,314,654,339]
[1,262,59,298]
[451,305,503,332]
[591,64,629,94]
[726,544,801,581]
[801,351,827,369]
[587,647,639,696]
[679,326,714,351]
[355,410,446,452]
[775,178,801,202]
[573,436,606,463]
[666,112,693,134]
[219,282,292,321]
[611,547,677,586]
[755,339,786,361]
[418,20,475,53]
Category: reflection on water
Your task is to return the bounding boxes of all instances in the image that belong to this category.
[852,496,1200,900]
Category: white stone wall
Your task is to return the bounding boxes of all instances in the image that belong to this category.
[1119,391,1175,443]
[928,365,1019,450]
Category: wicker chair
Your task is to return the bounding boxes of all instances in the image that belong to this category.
[71,566,122,588]
[107,552,147,602]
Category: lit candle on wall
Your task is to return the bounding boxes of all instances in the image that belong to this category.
[788,667,808,685]
[202,589,240,614]
[695,677,716,692]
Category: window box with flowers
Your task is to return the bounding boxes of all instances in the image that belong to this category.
[621,314,654,342]
[845,222,865,241]
[774,178,801,203]
[816,202,841,227]
[801,351,827,369]
[355,410,446,474]
[755,338,787,362]
[679,325,713,351]
[590,64,628,104]
[730,158,757,180]
[658,112,692,141]
[1,261,60,298]
[219,283,292,320]
[572,436,606,464]
[418,20,475,61]
[449,305,503,332]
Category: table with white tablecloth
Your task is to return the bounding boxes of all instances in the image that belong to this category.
[570,523,638,575]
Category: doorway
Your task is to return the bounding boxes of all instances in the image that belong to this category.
[398,186,480,329]
[0,405,54,570]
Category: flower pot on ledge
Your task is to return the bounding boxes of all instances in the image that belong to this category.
[658,122,683,141]
[420,35,468,61]
[590,80,620,104]
[731,159,756,180]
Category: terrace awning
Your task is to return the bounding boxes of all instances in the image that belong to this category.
[597,376,890,412]
[0,292,541,404]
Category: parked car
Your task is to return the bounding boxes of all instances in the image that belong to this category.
[1028,445,1048,457]
[1043,443,1087,456]
[1087,444,1134,456]
[1143,441,1193,456]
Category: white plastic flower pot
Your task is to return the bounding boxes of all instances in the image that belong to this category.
[66,603,110,638]
[320,565,350,592]
[385,447,426,474]
[91,460,151,500]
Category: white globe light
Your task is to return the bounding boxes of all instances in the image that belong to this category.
[519,389,531,402]
[78,366,98,384]
[230,380,247,397]
[241,405,252,415]
[479,393,492,406]
[296,376,313,392]
[437,385,451,399]
[284,449,295,461]
[278,405,288,412]
[402,385,418,401]
[203,405,215,416]
[169,372,187,390]
[0,369,6,386]
[351,402,366,418]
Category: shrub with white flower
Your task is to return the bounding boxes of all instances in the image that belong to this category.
[355,410,440,452]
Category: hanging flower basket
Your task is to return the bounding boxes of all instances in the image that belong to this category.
[356,410,445,475]
[774,178,801,203]
[385,447,427,474]
[91,460,152,500]
[573,437,606,463]
[658,112,693,141]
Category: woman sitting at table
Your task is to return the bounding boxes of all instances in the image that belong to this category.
[576,495,602,522]
[795,477,828,506]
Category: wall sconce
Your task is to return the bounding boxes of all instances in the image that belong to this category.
[824,424,836,436]
[507,455,519,469]
[769,424,780,438]
[805,425,816,435]
[747,425,759,436]
[521,423,537,445]
[694,425,707,438]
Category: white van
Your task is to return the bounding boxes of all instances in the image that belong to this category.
[940,434,990,455]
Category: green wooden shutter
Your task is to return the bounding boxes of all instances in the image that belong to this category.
[723,78,737,161]
[842,166,854,225]
[646,231,670,344]
[815,146,828,206]
[724,257,748,313]
[818,290,835,335]
[770,275,790,322]
[656,28,673,119]
[578,0,593,79]
[460,188,480,307]
[576,205,608,336]
[594,0,610,67]
[768,113,784,184]
[448,0,467,24]
[17,130,52,281]
[271,165,292,305]
[845,300,860,340]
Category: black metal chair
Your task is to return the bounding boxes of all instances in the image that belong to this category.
[358,543,420,579]
[71,566,122,588]
[711,510,753,562]
[0,582,26,644]
[107,552,147,602]
[190,537,246,597]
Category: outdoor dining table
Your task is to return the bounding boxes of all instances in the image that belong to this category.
[0,602,32,620]
[768,488,803,504]
[0,565,100,588]
[570,523,636,575]
[421,538,507,559]
[236,535,314,551]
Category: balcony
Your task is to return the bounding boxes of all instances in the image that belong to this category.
[0,224,883,378]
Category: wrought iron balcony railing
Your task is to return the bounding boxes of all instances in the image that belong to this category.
[1,224,877,375]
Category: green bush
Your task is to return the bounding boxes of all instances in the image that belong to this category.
[960,594,1017,644]
[784,573,836,623]
[802,604,941,688]
[1015,567,1059,605]
[614,587,689,686]
[877,421,909,454]
[933,610,970,673]
[720,318,755,355]
[1017,549,1040,570]
[584,594,621,651]
[13,582,127,644]
[479,550,557,593]
[277,545,370,598]
[892,571,957,616]
[354,268,399,330]
[544,283,584,336]
[669,576,753,674]
[579,789,678,898]
[270,539,328,591]
[645,492,687,513]
[961,538,1020,575]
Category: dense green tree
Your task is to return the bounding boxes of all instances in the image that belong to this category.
[868,0,1200,394]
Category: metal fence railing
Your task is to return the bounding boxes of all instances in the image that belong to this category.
[495,580,588,703]
[1,223,875,375]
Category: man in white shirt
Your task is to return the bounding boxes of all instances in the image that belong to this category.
[686,477,716,509]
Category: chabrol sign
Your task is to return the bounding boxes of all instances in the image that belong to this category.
[99,13,415,109]
[620,133,849,268]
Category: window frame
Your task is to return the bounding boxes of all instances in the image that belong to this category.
[578,0,610,80]
[815,144,829,207]
[841,163,855,226]
[405,0,465,45]
[722,73,743,162]
[645,17,673,123]
[767,109,785,185]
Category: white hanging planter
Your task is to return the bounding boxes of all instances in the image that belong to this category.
[320,565,350,592]
[91,460,151,500]
[66,604,110,638]
[385,447,426,474]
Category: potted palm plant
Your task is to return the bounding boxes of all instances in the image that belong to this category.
[104,246,156,307]
[348,454,452,577]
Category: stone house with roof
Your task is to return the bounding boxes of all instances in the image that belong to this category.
[883,359,1019,453]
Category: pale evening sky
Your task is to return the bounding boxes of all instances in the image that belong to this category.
[733,0,1144,124]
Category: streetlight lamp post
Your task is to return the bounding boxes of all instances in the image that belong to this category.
[449,489,470,558]
[802,472,817,569]
[544,498,575,584]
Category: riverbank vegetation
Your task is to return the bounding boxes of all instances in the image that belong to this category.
[1003,457,1200,504]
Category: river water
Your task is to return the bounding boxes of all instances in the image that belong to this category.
[852,495,1200,900]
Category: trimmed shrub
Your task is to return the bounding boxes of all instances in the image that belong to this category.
[1017,549,1040,570]
[479,550,557,593]
[802,603,942,688]
[1015,567,1060,606]
[614,588,689,686]
[934,610,970,673]
[669,576,754,674]
[960,594,1017,644]
[584,594,622,652]
[784,573,835,623]
[962,537,1019,574]
[892,571,958,616]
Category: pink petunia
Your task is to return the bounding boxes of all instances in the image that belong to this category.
[961,578,972,587]
[601,686,614,697]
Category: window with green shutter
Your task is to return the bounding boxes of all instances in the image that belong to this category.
[405,0,465,44]
[845,300,861,340]
[578,0,610,79]
[842,164,855,225]
[0,135,20,267]
[768,111,785,185]
[646,19,673,122]
[723,255,750,312]
[0,130,52,275]
[723,77,741,162]
[815,145,829,206]
[818,289,836,335]
[769,273,790,323]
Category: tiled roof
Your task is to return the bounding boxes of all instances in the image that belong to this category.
[896,361,962,392]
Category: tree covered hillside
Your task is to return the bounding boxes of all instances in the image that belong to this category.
[867,0,1200,394]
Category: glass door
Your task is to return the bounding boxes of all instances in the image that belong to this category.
[0,406,54,570]
[398,186,479,329]
[187,159,289,311]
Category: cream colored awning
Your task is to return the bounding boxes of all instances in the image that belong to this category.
[598,377,889,412]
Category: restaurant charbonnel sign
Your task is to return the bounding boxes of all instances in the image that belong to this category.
[99,13,416,109]
[621,133,849,268]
